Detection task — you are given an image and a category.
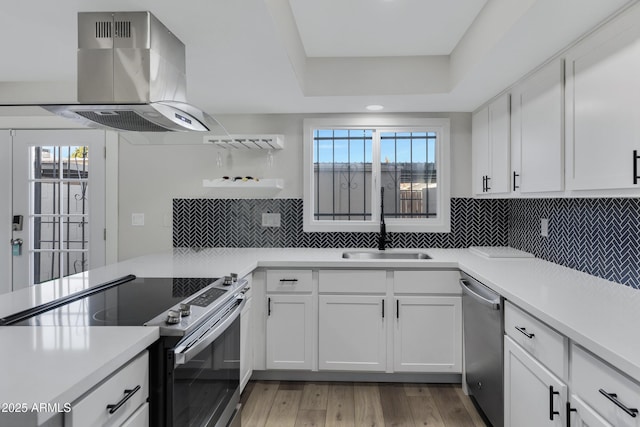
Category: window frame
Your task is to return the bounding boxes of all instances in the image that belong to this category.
[303,117,451,233]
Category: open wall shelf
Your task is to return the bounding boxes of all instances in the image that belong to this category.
[202,178,284,198]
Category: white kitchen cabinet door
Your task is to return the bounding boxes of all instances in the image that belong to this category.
[472,106,491,195]
[266,295,313,370]
[570,395,613,427]
[393,296,461,373]
[514,59,564,193]
[489,93,511,194]
[566,8,640,191]
[504,336,567,427]
[240,294,252,391]
[472,94,511,195]
[318,295,387,371]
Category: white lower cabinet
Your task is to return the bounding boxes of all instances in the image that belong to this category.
[120,402,150,427]
[504,336,567,427]
[569,395,613,427]
[240,287,253,391]
[265,294,314,370]
[65,351,149,427]
[571,344,640,427]
[393,296,461,372]
[318,295,387,371]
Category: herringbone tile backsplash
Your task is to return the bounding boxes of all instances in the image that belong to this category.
[509,198,640,289]
[173,197,640,289]
[173,198,509,249]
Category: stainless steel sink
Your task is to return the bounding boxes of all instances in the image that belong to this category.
[342,251,431,260]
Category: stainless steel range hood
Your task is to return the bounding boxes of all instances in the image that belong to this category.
[44,11,215,132]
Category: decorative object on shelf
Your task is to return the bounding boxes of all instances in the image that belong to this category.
[204,134,284,150]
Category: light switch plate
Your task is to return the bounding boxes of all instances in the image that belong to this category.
[132,213,145,226]
[540,218,549,237]
[262,212,281,227]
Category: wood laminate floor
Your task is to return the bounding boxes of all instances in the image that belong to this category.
[240,381,489,427]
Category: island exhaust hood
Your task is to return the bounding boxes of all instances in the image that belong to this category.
[44,11,216,132]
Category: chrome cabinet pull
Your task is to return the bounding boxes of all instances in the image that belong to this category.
[549,385,560,420]
[515,326,535,339]
[599,389,639,418]
[106,385,141,414]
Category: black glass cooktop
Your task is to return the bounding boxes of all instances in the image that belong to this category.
[13,277,220,327]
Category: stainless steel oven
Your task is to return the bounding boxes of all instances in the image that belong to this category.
[168,294,244,427]
[4,274,247,427]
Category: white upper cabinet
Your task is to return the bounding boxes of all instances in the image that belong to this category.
[472,93,511,195]
[566,6,640,191]
[512,59,565,194]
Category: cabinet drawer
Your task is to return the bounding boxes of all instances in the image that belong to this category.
[121,402,149,427]
[504,302,566,378]
[319,270,386,293]
[394,270,461,294]
[572,344,640,426]
[66,351,149,427]
[266,269,312,293]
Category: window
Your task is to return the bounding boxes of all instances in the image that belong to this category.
[303,118,450,232]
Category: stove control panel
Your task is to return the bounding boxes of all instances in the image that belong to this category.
[186,288,227,307]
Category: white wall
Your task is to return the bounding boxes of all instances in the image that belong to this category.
[0,132,12,294]
[117,112,472,260]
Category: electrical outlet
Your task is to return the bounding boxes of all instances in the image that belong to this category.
[132,213,145,226]
[540,218,549,237]
[262,213,281,227]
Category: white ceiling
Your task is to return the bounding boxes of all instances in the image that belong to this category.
[288,0,487,57]
[0,0,636,118]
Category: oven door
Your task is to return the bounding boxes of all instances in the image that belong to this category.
[169,297,244,427]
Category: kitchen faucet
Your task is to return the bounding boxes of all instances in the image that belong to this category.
[378,187,392,250]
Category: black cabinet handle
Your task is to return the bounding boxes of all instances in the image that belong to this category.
[267,297,271,316]
[382,300,385,318]
[485,176,491,191]
[279,278,298,283]
[513,171,520,191]
[396,299,399,319]
[107,385,141,414]
[515,326,535,339]
[634,150,640,185]
[599,389,639,418]
[482,175,486,192]
[549,385,560,420]
[566,402,577,427]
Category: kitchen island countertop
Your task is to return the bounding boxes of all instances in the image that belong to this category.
[0,326,159,426]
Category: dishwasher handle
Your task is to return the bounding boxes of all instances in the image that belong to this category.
[459,278,501,310]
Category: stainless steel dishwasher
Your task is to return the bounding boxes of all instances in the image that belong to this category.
[460,271,504,427]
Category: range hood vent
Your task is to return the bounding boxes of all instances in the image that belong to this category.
[44,11,217,132]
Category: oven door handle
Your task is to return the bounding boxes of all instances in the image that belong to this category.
[174,296,245,367]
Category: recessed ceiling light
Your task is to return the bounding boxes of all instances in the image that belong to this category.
[366,104,384,111]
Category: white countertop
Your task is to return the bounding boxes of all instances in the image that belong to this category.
[0,326,159,426]
[1,246,639,407]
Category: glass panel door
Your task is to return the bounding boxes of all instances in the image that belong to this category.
[12,130,105,289]
[31,145,91,282]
